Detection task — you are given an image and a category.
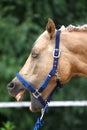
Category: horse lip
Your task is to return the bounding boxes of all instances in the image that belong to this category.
[29,100,43,112]
[29,104,35,112]
[29,105,40,112]
[16,89,25,101]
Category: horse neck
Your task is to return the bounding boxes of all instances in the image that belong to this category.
[61,31,87,78]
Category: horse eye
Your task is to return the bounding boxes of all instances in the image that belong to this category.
[31,51,39,58]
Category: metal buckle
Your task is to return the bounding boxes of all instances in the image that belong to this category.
[33,89,41,99]
[53,49,60,58]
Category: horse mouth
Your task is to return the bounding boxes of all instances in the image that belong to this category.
[16,89,25,101]
[15,90,41,112]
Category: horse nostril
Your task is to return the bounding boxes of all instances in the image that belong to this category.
[7,82,15,89]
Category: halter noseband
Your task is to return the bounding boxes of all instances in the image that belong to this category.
[16,30,62,109]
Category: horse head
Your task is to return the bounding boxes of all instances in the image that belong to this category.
[7,19,60,112]
[7,18,87,112]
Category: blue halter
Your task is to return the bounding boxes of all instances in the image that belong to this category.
[16,30,62,130]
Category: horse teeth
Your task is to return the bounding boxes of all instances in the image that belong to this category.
[16,95,21,101]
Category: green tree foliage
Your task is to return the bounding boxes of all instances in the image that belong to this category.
[0,121,16,130]
[0,0,87,130]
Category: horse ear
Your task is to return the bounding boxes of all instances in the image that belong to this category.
[46,18,56,39]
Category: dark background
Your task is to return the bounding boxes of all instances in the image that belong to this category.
[0,0,87,129]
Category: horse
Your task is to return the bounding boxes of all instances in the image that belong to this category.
[7,18,87,112]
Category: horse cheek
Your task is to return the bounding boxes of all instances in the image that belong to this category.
[59,59,72,83]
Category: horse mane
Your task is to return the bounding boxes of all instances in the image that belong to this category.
[60,24,87,32]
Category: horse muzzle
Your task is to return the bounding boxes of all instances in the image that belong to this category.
[7,81,43,112]
[7,81,25,101]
